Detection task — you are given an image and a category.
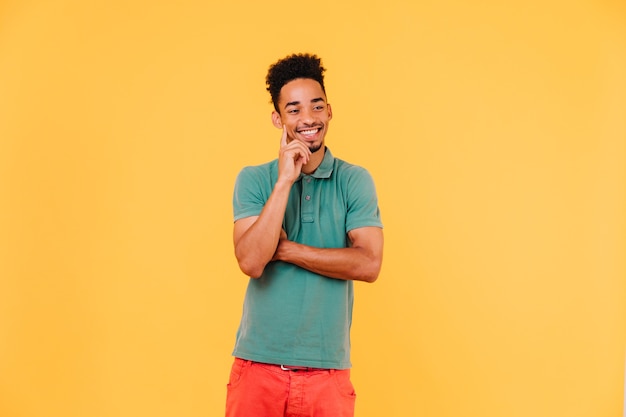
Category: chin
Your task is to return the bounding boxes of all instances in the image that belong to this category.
[309,143,323,153]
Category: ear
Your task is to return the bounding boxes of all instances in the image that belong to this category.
[271,111,283,129]
[327,103,333,120]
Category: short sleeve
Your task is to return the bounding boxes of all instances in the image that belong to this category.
[345,167,383,232]
[233,166,271,222]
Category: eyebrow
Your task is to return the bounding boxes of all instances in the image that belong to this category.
[284,97,325,109]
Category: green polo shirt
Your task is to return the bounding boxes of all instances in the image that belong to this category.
[232,147,382,369]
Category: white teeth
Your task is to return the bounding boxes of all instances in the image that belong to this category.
[300,129,319,135]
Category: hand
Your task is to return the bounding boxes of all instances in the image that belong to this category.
[272,228,289,261]
[277,125,311,185]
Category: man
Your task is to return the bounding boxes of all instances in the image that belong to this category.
[226,53,383,417]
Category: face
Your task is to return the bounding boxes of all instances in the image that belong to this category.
[272,78,332,153]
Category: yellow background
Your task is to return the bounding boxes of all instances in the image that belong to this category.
[1,0,625,416]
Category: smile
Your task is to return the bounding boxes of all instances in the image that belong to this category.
[297,126,322,136]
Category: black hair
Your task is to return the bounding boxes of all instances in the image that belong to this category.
[266,53,326,112]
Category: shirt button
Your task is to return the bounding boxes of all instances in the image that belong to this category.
[306,178,311,183]
[305,195,311,200]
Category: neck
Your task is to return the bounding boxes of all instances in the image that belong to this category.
[301,146,325,174]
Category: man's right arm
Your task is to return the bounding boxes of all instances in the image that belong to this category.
[233,125,311,278]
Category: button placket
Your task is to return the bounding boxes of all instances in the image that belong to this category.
[301,176,314,223]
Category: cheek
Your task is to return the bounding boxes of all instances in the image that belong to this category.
[286,125,298,140]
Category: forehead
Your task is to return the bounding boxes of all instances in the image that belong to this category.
[278,78,326,104]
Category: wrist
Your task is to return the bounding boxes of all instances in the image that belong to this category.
[274,178,293,191]
[277,239,300,263]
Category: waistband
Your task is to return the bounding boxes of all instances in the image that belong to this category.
[235,358,334,373]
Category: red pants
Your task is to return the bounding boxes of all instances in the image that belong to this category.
[225,358,356,417]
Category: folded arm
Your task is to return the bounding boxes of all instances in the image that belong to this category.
[272,226,383,283]
[233,126,313,278]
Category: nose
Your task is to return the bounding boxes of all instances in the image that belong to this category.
[300,108,314,124]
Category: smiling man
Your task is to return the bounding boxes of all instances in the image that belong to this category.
[226,53,384,417]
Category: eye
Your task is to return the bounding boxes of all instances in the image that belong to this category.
[287,109,299,114]
[313,105,324,111]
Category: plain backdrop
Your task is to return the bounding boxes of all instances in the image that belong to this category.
[1,0,625,416]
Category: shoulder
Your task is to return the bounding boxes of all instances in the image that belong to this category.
[332,157,375,184]
[236,160,278,183]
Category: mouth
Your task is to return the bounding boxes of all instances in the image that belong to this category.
[296,125,323,139]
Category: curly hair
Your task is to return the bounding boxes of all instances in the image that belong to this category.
[266,53,327,112]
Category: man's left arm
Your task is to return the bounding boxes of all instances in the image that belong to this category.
[272,226,383,283]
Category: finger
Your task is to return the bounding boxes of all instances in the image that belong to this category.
[280,124,288,147]
[294,155,305,172]
[289,142,310,162]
